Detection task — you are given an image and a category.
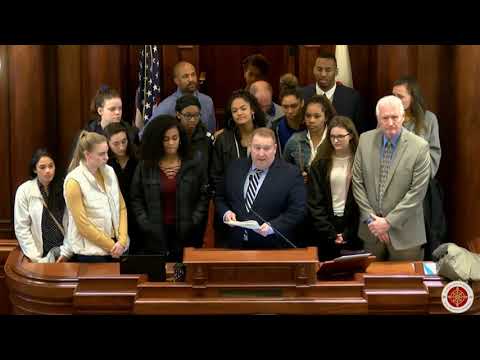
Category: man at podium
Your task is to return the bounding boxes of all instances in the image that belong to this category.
[215,127,306,249]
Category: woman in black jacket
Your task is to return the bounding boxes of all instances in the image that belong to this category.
[211,90,267,186]
[130,115,209,262]
[175,94,214,185]
[104,122,141,253]
[307,116,362,260]
[210,90,266,247]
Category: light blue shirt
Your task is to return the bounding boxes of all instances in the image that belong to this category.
[141,88,216,137]
[381,130,402,159]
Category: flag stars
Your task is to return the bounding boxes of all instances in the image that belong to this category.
[138,45,160,123]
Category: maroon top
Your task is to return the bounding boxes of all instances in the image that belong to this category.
[160,171,177,225]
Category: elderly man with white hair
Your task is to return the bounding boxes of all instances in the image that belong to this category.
[352,95,431,261]
[249,80,284,128]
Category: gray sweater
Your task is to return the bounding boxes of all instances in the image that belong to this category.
[403,110,441,178]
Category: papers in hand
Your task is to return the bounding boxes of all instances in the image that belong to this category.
[225,220,261,230]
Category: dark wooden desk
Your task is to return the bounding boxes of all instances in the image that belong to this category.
[3,247,480,315]
[0,240,18,314]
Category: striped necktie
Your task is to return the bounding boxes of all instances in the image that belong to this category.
[245,169,264,213]
[378,140,394,213]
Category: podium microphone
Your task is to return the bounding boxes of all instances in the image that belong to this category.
[249,207,297,248]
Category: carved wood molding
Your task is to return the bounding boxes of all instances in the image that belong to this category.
[4,246,480,315]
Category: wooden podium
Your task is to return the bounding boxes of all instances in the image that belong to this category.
[3,246,480,315]
[183,247,318,286]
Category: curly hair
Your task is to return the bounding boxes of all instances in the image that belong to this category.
[302,95,337,129]
[140,115,190,168]
[224,89,267,130]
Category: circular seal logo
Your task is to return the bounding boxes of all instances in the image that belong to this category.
[441,281,474,313]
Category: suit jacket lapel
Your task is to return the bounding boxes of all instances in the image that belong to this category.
[235,158,253,210]
[332,86,340,108]
[384,131,408,191]
[371,130,382,194]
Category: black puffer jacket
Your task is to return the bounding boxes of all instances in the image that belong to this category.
[130,153,210,257]
[190,121,214,195]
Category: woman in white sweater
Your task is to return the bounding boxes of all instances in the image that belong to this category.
[14,149,68,262]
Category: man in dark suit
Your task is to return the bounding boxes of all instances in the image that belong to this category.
[301,52,369,133]
[215,128,306,249]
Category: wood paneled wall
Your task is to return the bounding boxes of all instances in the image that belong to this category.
[55,45,140,170]
[0,45,140,238]
[0,46,12,237]
[0,44,478,253]
[451,45,480,252]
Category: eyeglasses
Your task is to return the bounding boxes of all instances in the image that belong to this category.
[181,112,201,120]
[330,133,350,141]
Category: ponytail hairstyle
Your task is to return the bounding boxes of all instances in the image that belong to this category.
[279,73,302,103]
[279,73,299,93]
[68,131,107,172]
[90,85,121,122]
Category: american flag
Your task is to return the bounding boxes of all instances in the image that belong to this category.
[137,45,161,125]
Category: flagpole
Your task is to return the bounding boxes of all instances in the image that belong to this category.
[141,45,148,123]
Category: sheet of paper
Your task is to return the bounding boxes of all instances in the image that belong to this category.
[423,261,438,275]
[225,220,260,230]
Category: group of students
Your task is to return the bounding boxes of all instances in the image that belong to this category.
[13,68,441,264]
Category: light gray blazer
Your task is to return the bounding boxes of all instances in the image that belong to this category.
[403,110,441,178]
[352,128,431,250]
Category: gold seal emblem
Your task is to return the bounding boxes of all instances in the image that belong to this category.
[441,281,474,313]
